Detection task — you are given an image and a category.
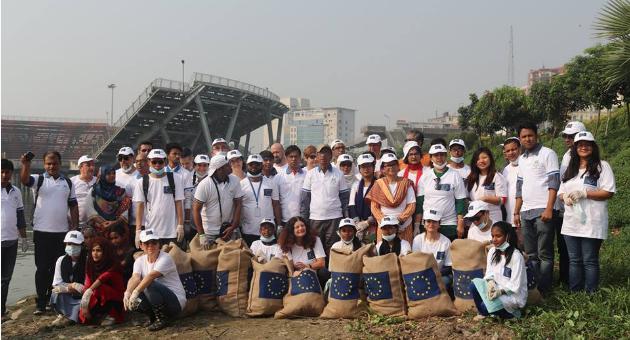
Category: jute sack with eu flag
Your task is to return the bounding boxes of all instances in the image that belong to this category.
[362,252,406,316]
[216,240,253,317]
[399,251,458,318]
[320,244,374,319]
[164,242,199,317]
[246,257,289,317]
[450,239,486,312]
[274,258,325,319]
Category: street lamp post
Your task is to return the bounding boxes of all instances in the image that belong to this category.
[107,83,116,126]
[181,60,185,92]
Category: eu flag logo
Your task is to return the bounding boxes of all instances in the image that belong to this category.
[193,270,215,295]
[453,268,483,299]
[330,272,360,300]
[259,272,288,299]
[216,270,229,296]
[363,272,393,300]
[290,270,321,295]
[403,268,440,301]
[526,260,537,289]
[180,272,198,299]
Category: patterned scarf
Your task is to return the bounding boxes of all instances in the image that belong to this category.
[92,165,128,221]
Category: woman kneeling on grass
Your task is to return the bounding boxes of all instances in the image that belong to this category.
[469,221,527,320]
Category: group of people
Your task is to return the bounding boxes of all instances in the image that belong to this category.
[0,119,615,327]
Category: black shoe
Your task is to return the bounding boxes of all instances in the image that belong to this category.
[147,304,169,331]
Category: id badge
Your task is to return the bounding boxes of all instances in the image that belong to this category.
[503,267,512,278]
[163,186,173,194]
[263,189,272,197]
[436,251,445,260]
[307,250,316,260]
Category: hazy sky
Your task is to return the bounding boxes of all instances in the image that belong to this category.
[2,0,607,129]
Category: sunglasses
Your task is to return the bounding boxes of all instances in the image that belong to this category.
[150,159,165,165]
[140,148,151,153]
[118,155,131,161]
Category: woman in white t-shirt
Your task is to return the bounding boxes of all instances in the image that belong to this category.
[330,218,363,253]
[411,210,452,293]
[375,215,411,256]
[124,229,186,331]
[464,200,493,245]
[250,219,281,263]
[559,132,615,293]
[277,216,327,287]
[466,147,507,223]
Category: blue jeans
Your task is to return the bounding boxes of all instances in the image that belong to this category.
[138,280,182,318]
[469,283,514,319]
[563,235,602,293]
[522,215,555,294]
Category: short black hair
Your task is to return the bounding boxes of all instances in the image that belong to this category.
[503,137,521,148]
[408,129,424,142]
[165,142,183,155]
[43,151,62,162]
[181,147,193,158]
[285,145,301,157]
[259,150,273,159]
[138,140,153,147]
[1,159,14,171]
[318,145,333,156]
[517,122,538,136]
[430,138,447,147]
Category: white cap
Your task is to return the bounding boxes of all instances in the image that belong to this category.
[338,218,356,229]
[336,154,353,166]
[194,154,210,164]
[380,153,398,164]
[357,153,375,166]
[208,154,229,177]
[226,150,242,161]
[139,229,159,243]
[465,200,490,219]
[330,139,345,149]
[147,149,167,159]
[562,121,587,135]
[403,141,420,159]
[379,215,399,228]
[64,230,84,244]
[77,155,93,167]
[259,218,276,227]
[423,209,442,222]
[117,146,134,156]
[429,144,448,155]
[246,154,263,164]
[212,138,228,146]
[449,139,466,149]
[366,134,382,145]
[574,131,595,143]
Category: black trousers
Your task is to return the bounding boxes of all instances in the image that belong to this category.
[33,231,66,309]
[1,241,18,315]
[554,214,569,286]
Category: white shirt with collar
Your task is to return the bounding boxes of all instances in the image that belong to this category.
[115,168,138,191]
[517,144,560,212]
[125,172,145,227]
[2,184,24,241]
[240,176,279,235]
[302,165,349,220]
[448,164,471,182]
[274,167,306,223]
[193,174,244,236]
[28,173,77,233]
[484,248,528,314]
[132,173,185,239]
[417,168,467,226]
[70,175,97,227]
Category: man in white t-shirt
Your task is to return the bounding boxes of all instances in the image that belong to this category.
[501,137,521,226]
[240,154,281,246]
[330,139,346,164]
[211,138,229,156]
[447,139,471,182]
[273,145,305,230]
[133,149,185,247]
[70,155,96,229]
[366,134,383,177]
[126,153,150,248]
[115,146,138,190]
[270,143,288,174]
[193,154,244,249]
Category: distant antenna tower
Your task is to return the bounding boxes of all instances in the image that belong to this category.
[508,26,515,86]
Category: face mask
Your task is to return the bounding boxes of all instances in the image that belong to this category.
[450,156,464,163]
[150,167,164,176]
[121,165,134,173]
[382,233,396,242]
[247,171,262,178]
[65,244,82,257]
[337,231,355,245]
[195,170,207,177]
[432,161,447,170]
[260,235,275,243]
[497,241,510,251]
[510,160,519,166]
[475,221,487,229]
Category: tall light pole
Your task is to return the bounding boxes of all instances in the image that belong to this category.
[181,59,185,92]
[107,83,116,126]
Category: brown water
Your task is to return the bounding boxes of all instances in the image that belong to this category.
[6,245,35,305]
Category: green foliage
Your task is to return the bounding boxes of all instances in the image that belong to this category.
[594,0,630,88]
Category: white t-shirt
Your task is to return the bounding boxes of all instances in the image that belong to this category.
[278,237,326,265]
[467,224,492,244]
[556,149,573,211]
[70,176,97,227]
[125,174,145,227]
[559,161,616,240]
[193,174,244,236]
[484,248,528,314]
[115,168,138,191]
[274,168,306,223]
[132,174,185,239]
[375,239,411,256]
[379,182,416,230]
[417,168,467,225]
[2,185,24,241]
[411,233,452,270]
[302,166,349,220]
[133,251,187,310]
[240,177,279,235]
[250,240,281,263]
[448,164,471,182]
[502,163,519,225]
[29,174,77,233]
[468,172,508,223]
[517,145,560,212]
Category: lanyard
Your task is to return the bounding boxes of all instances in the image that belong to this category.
[248,178,263,208]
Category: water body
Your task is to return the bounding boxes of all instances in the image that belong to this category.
[7,250,35,305]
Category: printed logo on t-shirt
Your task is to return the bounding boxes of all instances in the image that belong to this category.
[435,183,451,191]
[163,186,174,194]
[264,188,272,197]
[583,176,597,187]
[503,267,512,278]
[307,249,315,260]
[436,251,445,260]
[483,183,495,191]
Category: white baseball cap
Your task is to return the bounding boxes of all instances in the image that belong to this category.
[259,218,276,227]
[194,154,210,164]
[147,149,167,159]
[212,138,228,146]
[449,139,466,149]
[227,150,242,160]
[139,229,159,243]
[465,200,490,219]
[337,154,353,166]
[330,139,345,149]
[117,146,134,156]
[357,153,375,166]
[574,131,595,143]
[246,154,263,164]
[381,153,398,164]
[379,215,399,228]
[366,134,382,145]
[208,154,229,177]
[338,218,356,229]
[64,230,84,244]
[423,209,442,222]
[77,155,93,167]
[429,144,448,155]
[562,121,587,135]
[403,141,420,159]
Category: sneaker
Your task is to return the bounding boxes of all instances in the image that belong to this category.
[473,314,487,321]
[33,308,45,316]
[100,315,116,326]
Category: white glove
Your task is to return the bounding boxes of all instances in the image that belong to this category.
[563,194,575,206]
[199,233,211,250]
[123,291,131,311]
[356,220,370,232]
[80,288,93,311]
[486,278,500,300]
[176,224,185,243]
[127,290,141,310]
[72,283,85,294]
[568,189,588,202]
[52,285,69,294]
[135,230,142,249]
[20,237,28,253]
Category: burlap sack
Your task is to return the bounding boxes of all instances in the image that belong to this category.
[189,234,222,311]
[246,257,288,317]
[362,252,406,316]
[216,245,254,317]
[274,259,325,319]
[320,244,373,319]
[399,251,458,318]
[450,239,486,312]
[165,243,199,317]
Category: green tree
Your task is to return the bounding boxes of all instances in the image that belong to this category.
[457,93,478,131]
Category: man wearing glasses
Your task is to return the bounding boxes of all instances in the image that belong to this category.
[115,147,138,190]
[137,141,153,158]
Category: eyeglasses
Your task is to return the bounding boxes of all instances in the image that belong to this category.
[150,159,164,165]
[140,148,151,153]
[118,155,131,161]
